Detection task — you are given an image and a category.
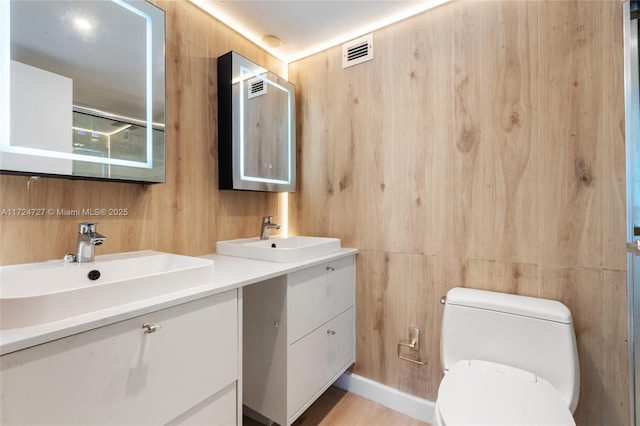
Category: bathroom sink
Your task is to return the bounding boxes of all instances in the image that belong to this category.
[216,236,341,263]
[0,250,214,329]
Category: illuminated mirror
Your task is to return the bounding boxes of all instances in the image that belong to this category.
[0,0,165,183]
[218,51,296,192]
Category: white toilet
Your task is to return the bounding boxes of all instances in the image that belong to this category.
[434,287,580,426]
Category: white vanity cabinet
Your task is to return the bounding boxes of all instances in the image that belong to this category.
[1,290,240,425]
[243,254,355,426]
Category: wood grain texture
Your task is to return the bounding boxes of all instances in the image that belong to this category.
[453,0,539,264]
[601,1,628,272]
[538,1,605,270]
[354,251,459,399]
[0,0,629,424]
[289,1,628,424]
[0,0,284,266]
[538,267,630,425]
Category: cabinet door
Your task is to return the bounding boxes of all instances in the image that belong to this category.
[288,256,354,344]
[287,307,355,422]
[1,291,238,425]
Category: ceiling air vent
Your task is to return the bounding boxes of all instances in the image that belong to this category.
[247,77,267,99]
[342,33,374,69]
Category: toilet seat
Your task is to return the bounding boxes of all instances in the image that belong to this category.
[436,360,575,426]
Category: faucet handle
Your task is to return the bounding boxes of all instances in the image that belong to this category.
[262,216,273,224]
[78,221,99,233]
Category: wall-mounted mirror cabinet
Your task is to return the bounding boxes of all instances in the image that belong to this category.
[218,51,296,192]
[0,0,166,183]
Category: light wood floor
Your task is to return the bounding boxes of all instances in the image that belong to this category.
[243,386,431,426]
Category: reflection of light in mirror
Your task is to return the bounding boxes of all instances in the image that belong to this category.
[238,65,293,186]
[73,17,92,32]
[2,144,151,168]
[74,105,165,130]
[72,124,131,137]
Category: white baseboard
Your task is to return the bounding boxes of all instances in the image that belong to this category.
[334,372,436,424]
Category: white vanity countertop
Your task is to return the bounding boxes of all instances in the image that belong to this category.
[0,249,356,355]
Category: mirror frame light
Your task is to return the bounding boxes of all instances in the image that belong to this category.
[218,51,296,193]
[1,0,165,179]
[238,65,294,186]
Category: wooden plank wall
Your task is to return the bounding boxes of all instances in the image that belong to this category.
[288,1,629,424]
[0,0,285,266]
[0,0,629,423]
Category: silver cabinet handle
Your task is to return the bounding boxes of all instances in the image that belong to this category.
[142,323,158,334]
[327,329,336,335]
[326,266,335,272]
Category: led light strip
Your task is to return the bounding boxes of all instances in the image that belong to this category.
[114,0,153,168]
[189,0,451,63]
[238,65,293,185]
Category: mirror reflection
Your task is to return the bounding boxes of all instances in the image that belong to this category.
[0,0,166,183]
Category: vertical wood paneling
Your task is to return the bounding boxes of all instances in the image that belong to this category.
[539,267,605,424]
[0,0,284,266]
[537,267,628,425]
[538,1,604,269]
[601,2,628,272]
[602,270,631,425]
[453,1,539,264]
[0,0,629,424]
[290,1,628,424]
[353,251,459,399]
[290,5,458,256]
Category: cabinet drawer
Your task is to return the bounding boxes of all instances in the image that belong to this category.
[287,307,355,421]
[1,291,238,425]
[167,381,237,426]
[287,256,354,344]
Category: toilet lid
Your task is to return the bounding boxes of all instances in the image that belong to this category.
[437,360,575,426]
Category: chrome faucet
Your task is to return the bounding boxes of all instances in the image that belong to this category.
[260,216,280,240]
[75,222,106,263]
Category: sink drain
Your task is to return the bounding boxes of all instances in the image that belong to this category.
[88,270,101,281]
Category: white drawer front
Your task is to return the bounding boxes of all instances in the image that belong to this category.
[167,381,237,426]
[287,307,355,421]
[1,291,238,425]
[287,256,354,344]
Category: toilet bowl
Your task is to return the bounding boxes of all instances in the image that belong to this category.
[435,288,579,426]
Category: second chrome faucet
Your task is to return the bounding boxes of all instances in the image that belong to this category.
[260,216,280,240]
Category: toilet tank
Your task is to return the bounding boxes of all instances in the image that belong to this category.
[441,287,580,413]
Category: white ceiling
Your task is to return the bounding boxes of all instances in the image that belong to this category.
[189,0,451,63]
